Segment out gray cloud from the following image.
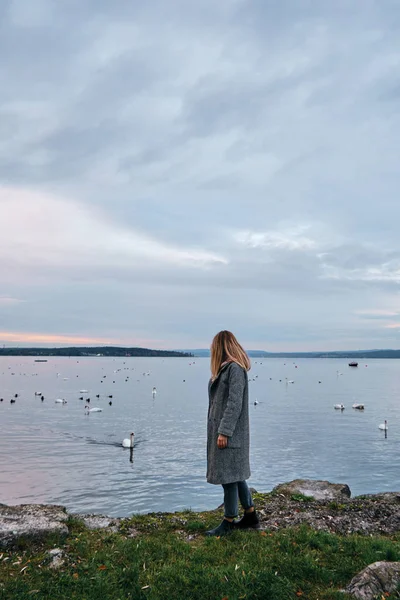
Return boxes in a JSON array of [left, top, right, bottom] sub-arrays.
[[1, 0, 400, 349]]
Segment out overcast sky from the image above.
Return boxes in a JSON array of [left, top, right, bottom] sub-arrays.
[[1, 0, 400, 351]]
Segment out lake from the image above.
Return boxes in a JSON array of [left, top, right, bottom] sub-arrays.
[[1, 356, 399, 517]]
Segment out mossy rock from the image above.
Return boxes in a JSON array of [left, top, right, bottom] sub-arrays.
[[273, 479, 351, 501]]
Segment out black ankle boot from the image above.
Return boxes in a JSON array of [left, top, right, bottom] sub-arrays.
[[205, 519, 235, 537], [234, 510, 260, 530]]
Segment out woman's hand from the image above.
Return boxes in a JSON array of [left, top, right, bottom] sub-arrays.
[[217, 434, 228, 449]]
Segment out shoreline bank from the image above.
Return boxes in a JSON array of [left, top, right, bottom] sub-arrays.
[[2, 479, 400, 549]]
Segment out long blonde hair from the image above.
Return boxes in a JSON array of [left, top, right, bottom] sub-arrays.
[[210, 330, 251, 380]]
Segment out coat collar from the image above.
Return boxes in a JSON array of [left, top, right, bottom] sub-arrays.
[[210, 361, 232, 386]]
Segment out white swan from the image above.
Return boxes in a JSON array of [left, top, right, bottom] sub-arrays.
[[122, 432, 135, 448], [379, 420, 388, 431], [334, 404, 345, 410], [80, 389, 89, 393], [55, 398, 67, 404], [85, 405, 102, 413], [352, 403, 365, 410]]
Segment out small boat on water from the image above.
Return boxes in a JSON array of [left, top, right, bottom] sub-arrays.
[[348, 362, 358, 367]]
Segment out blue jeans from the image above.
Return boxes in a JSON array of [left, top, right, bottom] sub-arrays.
[[222, 480, 254, 518]]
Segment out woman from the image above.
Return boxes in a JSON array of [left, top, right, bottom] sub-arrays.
[[206, 330, 259, 536]]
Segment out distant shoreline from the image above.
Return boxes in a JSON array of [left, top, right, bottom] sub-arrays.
[[0, 346, 192, 358], [2, 346, 400, 359], [185, 349, 400, 359]]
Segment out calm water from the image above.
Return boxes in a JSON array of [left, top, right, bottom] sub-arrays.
[[1, 357, 399, 516]]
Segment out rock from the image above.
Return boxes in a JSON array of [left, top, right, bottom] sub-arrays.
[[273, 479, 351, 501], [47, 548, 65, 569], [346, 561, 400, 599], [78, 514, 120, 532], [0, 504, 68, 549]]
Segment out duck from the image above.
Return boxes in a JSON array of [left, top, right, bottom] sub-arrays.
[[10, 398, 16, 404], [379, 420, 388, 431], [55, 399, 67, 404], [334, 404, 345, 410], [122, 433, 135, 448], [109, 401, 112, 406], [254, 400, 259, 406], [152, 387, 157, 397]]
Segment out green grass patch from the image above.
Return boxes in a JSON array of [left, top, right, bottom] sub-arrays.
[[290, 493, 315, 503], [2, 519, 400, 600]]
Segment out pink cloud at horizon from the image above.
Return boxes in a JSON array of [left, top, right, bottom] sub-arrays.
[[0, 331, 168, 348]]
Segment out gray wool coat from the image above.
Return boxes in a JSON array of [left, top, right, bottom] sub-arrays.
[[207, 361, 251, 485]]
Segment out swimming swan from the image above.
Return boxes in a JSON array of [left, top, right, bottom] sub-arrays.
[[379, 420, 388, 430], [352, 403, 365, 410], [85, 405, 102, 413], [55, 398, 67, 404], [334, 404, 345, 410], [122, 432, 135, 448]]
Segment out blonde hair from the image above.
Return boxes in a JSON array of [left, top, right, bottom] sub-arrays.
[[210, 330, 251, 380]]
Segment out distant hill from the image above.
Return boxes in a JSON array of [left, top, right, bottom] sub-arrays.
[[181, 349, 400, 359], [0, 346, 192, 358]]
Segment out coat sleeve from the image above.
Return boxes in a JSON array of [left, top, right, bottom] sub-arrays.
[[218, 364, 245, 437]]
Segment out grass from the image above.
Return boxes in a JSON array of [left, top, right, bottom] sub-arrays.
[[2, 507, 400, 600]]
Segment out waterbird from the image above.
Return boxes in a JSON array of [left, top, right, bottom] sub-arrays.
[[96, 394, 100, 398], [41, 396, 44, 401], [0, 398, 3, 402], [254, 400, 259, 406], [334, 404, 345, 410], [10, 399, 16, 403], [379, 420, 388, 431], [108, 395, 113, 398], [79, 396, 84, 401], [55, 399, 67, 404], [109, 401, 112, 406], [14, 393, 18, 398], [122, 433, 135, 448], [152, 387, 156, 397], [352, 403, 365, 410], [85, 405, 102, 413]]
